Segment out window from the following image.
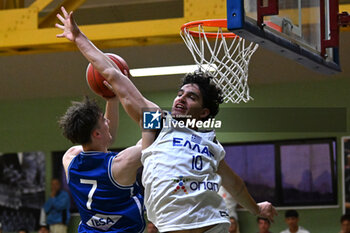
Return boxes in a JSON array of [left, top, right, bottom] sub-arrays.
[[225, 144, 275, 203], [224, 138, 337, 207]]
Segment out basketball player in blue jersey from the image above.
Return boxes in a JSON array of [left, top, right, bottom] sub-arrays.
[[56, 7, 277, 233], [58, 95, 145, 233]]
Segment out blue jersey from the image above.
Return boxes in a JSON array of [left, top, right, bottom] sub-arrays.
[[68, 151, 145, 232]]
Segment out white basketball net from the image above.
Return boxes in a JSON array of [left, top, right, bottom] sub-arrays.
[[181, 25, 259, 103]]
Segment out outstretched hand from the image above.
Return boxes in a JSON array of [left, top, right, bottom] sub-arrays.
[[55, 6, 80, 41], [257, 201, 278, 223]]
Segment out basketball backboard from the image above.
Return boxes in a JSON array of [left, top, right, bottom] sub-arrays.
[[227, 0, 341, 74]]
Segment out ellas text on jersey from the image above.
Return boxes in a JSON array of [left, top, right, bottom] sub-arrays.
[[172, 137, 214, 158]]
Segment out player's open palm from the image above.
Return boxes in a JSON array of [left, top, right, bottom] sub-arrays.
[[257, 201, 278, 223], [55, 6, 80, 42]]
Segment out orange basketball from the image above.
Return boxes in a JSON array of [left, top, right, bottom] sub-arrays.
[[86, 53, 130, 98]]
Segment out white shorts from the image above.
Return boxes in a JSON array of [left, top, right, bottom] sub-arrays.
[[49, 224, 67, 233], [204, 223, 230, 233]]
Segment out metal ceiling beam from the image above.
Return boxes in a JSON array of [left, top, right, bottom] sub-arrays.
[[29, 0, 54, 12], [0, 0, 348, 56], [0, 0, 24, 9], [39, 0, 87, 28], [0, 0, 227, 55]]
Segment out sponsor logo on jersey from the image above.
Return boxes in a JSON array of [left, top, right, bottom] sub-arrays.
[[172, 176, 190, 194], [189, 180, 219, 192], [219, 211, 229, 217], [173, 137, 214, 158], [143, 110, 161, 129], [86, 214, 122, 231], [172, 176, 219, 194]]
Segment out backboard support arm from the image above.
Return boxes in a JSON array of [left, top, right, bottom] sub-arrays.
[[320, 0, 339, 58], [257, 0, 279, 27]]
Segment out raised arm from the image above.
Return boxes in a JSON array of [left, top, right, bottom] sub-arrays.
[[55, 7, 159, 127], [217, 160, 277, 222], [112, 144, 143, 186], [104, 96, 119, 142]]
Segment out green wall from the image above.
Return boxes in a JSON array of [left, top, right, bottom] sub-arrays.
[[1, 76, 349, 233]]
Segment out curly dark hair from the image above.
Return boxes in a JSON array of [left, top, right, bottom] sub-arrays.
[[181, 72, 224, 120], [341, 214, 350, 223], [58, 97, 102, 145]]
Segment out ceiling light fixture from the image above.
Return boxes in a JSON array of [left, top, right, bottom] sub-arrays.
[[130, 64, 216, 77]]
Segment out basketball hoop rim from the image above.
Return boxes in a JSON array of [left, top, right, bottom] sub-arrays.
[[181, 19, 237, 38]]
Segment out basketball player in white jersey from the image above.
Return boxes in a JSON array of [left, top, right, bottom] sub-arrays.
[[56, 7, 277, 233]]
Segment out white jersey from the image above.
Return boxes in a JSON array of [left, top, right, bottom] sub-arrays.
[[280, 226, 310, 233], [218, 186, 238, 220], [141, 113, 230, 232]]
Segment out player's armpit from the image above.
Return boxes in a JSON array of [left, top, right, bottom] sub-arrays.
[[111, 145, 142, 186], [62, 145, 83, 178]]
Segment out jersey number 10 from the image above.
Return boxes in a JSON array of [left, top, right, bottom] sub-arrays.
[[192, 155, 203, 171]]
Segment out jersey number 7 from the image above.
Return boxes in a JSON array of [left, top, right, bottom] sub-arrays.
[[80, 179, 97, 210]]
